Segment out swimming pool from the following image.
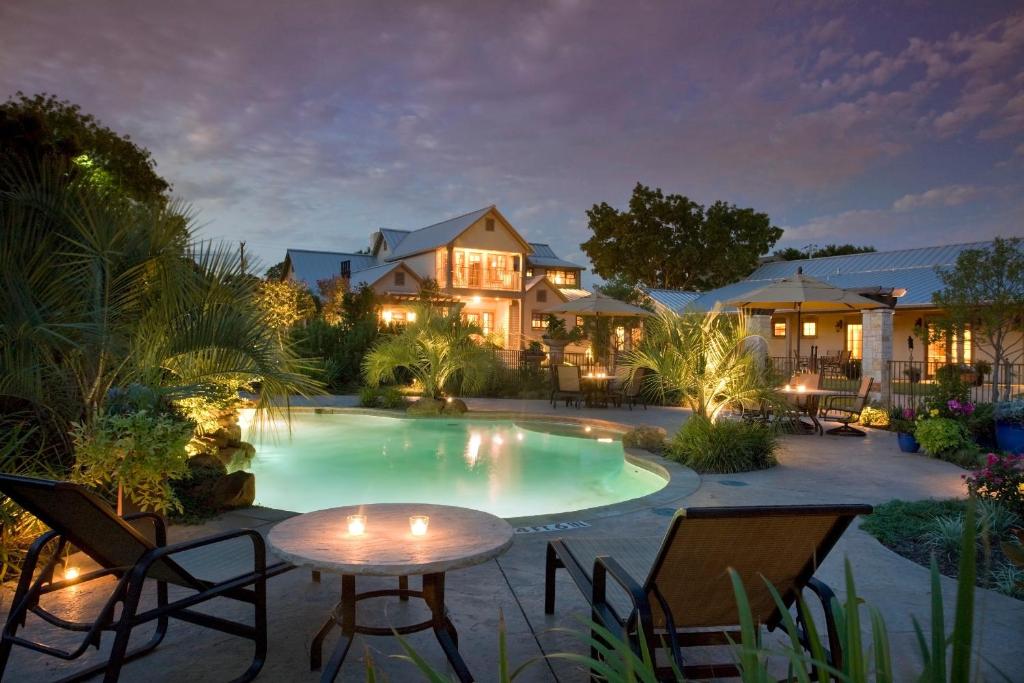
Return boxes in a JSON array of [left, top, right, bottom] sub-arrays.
[[239, 412, 666, 518]]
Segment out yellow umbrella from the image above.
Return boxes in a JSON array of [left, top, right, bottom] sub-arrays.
[[727, 268, 882, 359]]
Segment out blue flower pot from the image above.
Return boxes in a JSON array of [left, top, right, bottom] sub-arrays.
[[897, 432, 920, 453], [996, 422, 1024, 454]]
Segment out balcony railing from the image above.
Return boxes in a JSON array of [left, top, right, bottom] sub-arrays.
[[447, 266, 521, 291]]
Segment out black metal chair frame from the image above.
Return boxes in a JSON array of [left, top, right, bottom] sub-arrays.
[[544, 504, 872, 680], [550, 365, 584, 409], [0, 475, 293, 683], [820, 376, 873, 437]]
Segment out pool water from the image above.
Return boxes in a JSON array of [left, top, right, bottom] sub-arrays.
[[240, 412, 666, 518]]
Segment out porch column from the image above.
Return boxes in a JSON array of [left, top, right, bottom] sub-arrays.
[[743, 309, 772, 368], [861, 308, 894, 404], [445, 245, 454, 290]]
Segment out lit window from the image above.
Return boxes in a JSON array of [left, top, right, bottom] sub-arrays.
[[773, 321, 786, 337], [531, 313, 547, 330], [394, 271, 405, 286], [525, 268, 534, 278], [802, 320, 817, 338], [536, 289, 547, 303], [846, 323, 862, 360]]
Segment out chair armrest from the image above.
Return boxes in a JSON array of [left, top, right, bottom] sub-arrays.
[[593, 556, 653, 638], [804, 577, 842, 669], [130, 528, 269, 589], [122, 511, 168, 546]]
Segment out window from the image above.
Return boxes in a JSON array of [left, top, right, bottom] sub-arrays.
[[531, 312, 548, 330], [525, 268, 534, 278], [846, 323, 863, 360], [801, 319, 817, 338], [394, 271, 405, 286], [547, 270, 578, 286], [485, 218, 495, 232], [772, 320, 787, 338], [536, 289, 547, 303]]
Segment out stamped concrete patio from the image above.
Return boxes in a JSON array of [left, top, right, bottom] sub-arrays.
[[2, 398, 1022, 682]]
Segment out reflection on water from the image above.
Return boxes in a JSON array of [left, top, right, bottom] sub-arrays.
[[243, 414, 665, 517]]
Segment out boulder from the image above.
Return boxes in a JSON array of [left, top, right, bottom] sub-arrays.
[[210, 471, 256, 509], [187, 452, 227, 475], [216, 442, 256, 471], [443, 398, 468, 415], [407, 398, 445, 416], [222, 424, 243, 447], [622, 425, 668, 453]]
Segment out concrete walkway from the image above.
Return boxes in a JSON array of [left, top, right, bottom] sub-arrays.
[[2, 397, 1021, 682]]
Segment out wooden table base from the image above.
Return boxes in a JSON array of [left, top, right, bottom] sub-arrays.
[[310, 572, 472, 683]]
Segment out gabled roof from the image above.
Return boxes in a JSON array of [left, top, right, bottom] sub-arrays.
[[285, 249, 377, 287], [525, 276, 591, 302], [526, 243, 585, 270], [560, 288, 591, 301], [379, 229, 409, 251], [687, 241, 994, 311], [644, 288, 701, 313], [349, 261, 420, 290], [386, 206, 533, 260]]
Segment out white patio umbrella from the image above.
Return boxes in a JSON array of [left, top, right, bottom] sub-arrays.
[[727, 268, 882, 359], [538, 291, 652, 318]]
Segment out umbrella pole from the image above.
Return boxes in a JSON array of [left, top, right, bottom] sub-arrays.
[[795, 303, 801, 370]]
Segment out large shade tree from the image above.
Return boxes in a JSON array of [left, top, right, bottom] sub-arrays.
[[581, 183, 782, 290], [931, 237, 1024, 402]]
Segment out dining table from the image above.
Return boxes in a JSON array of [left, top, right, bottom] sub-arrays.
[[268, 503, 514, 683], [777, 386, 855, 435], [580, 372, 613, 407]]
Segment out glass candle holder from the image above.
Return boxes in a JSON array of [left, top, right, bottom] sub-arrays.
[[347, 514, 367, 536], [783, 384, 791, 391], [409, 515, 429, 536], [64, 566, 80, 582], [796, 385, 806, 393]]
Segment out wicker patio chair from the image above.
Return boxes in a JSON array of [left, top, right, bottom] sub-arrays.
[[0, 474, 292, 683], [544, 504, 872, 680], [820, 375, 874, 436], [551, 364, 584, 408]]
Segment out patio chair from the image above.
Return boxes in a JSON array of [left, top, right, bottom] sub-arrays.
[[551, 365, 584, 408], [820, 375, 874, 436], [0, 474, 292, 683], [615, 367, 648, 411], [544, 504, 872, 680]]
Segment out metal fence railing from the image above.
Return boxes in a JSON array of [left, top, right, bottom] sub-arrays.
[[768, 356, 861, 393], [887, 360, 1024, 410]]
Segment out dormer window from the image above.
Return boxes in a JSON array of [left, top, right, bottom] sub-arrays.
[[394, 271, 405, 286], [485, 218, 495, 232]]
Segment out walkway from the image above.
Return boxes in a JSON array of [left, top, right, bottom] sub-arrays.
[[2, 397, 1020, 682]]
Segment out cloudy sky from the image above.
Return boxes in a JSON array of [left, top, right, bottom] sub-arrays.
[[2, 1, 1022, 280]]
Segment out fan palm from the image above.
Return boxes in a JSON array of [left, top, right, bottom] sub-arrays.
[[0, 163, 321, 458], [363, 304, 496, 399], [621, 308, 777, 422]]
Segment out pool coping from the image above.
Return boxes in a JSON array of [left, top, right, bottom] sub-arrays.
[[243, 406, 702, 528]]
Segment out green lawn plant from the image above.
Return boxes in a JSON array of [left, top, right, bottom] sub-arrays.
[[915, 417, 975, 463], [857, 405, 889, 428], [669, 415, 777, 473]]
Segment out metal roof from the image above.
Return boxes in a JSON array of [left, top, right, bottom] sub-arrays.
[[386, 206, 495, 260], [643, 288, 701, 313], [524, 276, 590, 301], [285, 249, 377, 287], [348, 261, 414, 289], [561, 288, 591, 301], [526, 243, 585, 270], [379, 229, 409, 251]]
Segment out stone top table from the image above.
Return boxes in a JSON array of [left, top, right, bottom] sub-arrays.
[[268, 503, 514, 576], [268, 503, 514, 683]]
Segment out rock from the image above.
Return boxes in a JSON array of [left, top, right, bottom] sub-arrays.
[[407, 398, 445, 416], [622, 425, 668, 452], [211, 471, 256, 509], [187, 453, 227, 475], [189, 435, 218, 456], [216, 442, 256, 471], [212, 429, 231, 449], [222, 424, 242, 447], [443, 398, 468, 414]]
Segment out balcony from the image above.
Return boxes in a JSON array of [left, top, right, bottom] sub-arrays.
[[447, 266, 521, 291]]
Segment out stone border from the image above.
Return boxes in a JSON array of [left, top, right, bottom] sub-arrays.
[[243, 406, 702, 528]]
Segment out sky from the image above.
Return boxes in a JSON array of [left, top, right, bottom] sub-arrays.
[[2, 1, 1023, 284]]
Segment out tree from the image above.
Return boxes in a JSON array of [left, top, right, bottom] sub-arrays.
[[265, 260, 287, 280], [931, 237, 1024, 402], [774, 244, 876, 260], [254, 279, 316, 334], [0, 92, 170, 205], [581, 183, 781, 291]]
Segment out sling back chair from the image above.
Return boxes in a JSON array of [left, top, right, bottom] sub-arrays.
[[820, 375, 874, 437], [0, 474, 293, 683], [545, 504, 872, 680], [615, 367, 648, 411], [550, 365, 584, 408]]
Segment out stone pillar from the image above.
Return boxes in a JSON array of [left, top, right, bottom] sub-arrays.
[[861, 308, 894, 405], [743, 310, 772, 369]]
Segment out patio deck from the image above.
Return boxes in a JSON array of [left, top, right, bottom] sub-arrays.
[[2, 398, 1021, 681]]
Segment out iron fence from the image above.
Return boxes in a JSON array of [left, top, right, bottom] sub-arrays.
[[886, 360, 1024, 410], [768, 356, 861, 393]]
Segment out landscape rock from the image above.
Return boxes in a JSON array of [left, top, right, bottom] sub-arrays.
[[407, 398, 445, 416], [443, 398, 468, 414], [216, 442, 256, 471], [211, 471, 256, 509], [187, 453, 227, 475], [622, 425, 668, 453]]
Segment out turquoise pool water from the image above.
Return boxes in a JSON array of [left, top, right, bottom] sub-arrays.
[[241, 412, 666, 517]]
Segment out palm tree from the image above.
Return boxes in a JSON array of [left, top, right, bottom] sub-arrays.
[[363, 304, 496, 399], [0, 163, 321, 460], [621, 308, 777, 422]]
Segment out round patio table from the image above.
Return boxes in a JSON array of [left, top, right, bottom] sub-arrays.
[[777, 387, 853, 435], [268, 503, 514, 683]]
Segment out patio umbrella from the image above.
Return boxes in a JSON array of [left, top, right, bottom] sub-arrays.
[[538, 291, 652, 318], [726, 267, 882, 359]]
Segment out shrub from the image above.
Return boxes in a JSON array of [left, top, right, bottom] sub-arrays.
[[858, 405, 889, 427], [668, 416, 777, 473], [965, 453, 1024, 517], [925, 515, 965, 558], [930, 365, 971, 408], [379, 386, 408, 409], [887, 406, 918, 434], [967, 401, 996, 446], [915, 417, 971, 458], [995, 398, 1024, 425], [359, 385, 381, 408], [71, 411, 194, 513], [621, 426, 668, 452]]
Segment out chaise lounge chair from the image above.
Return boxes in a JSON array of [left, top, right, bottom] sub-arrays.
[[0, 474, 292, 683], [544, 503, 872, 680]]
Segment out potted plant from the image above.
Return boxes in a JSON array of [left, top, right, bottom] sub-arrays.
[[903, 366, 922, 383], [523, 340, 546, 368], [888, 406, 920, 453], [973, 359, 991, 387], [995, 399, 1024, 454], [541, 315, 583, 366]]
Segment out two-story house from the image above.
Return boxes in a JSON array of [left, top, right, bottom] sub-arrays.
[[280, 205, 588, 349]]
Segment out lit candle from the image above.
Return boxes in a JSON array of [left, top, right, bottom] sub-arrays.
[[410, 515, 429, 536], [796, 385, 806, 393], [347, 514, 367, 536], [64, 566, 80, 582], [784, 384, 791, 391], [584, 426, 592, 433]]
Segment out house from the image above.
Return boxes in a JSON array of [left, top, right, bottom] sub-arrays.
[[281, 205, 588, 349], [644, 241, 1023, 402]]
